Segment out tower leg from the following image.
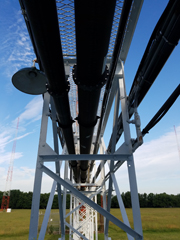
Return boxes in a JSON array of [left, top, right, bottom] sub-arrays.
[[119, 61, 143, 237], [29, 92, 50, 240]]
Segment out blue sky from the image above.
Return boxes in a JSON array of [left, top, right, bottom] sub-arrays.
[[0, 0, 179, 194]]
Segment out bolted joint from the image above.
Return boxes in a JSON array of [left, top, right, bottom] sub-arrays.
[[72, 64, 109, 91], [46, 83, 70, 96]]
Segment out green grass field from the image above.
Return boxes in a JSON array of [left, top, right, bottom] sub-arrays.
[[0, 208, 179, 239]]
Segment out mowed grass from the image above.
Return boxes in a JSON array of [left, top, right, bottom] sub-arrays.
[[105, 208, 180, 240], [0, 208, 179, 239]]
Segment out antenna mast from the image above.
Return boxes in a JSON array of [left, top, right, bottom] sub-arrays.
[[1, 117, 19, 211]]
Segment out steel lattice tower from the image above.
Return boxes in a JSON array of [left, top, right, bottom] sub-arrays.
[[1, 117, 19, 211], [10, 0, 180, 239]]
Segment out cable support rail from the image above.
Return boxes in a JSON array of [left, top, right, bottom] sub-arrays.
[[56, 0, 127, 57], [93, 0, 134, 155]]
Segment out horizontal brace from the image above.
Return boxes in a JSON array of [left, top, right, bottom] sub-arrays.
[[40, 164, 142, 240], [39, 154, 130, 162]]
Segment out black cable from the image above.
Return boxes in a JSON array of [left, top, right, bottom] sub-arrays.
[[142, 84, 180, 136], [107, 0, 180, 153], [92, 0, 180, 182]]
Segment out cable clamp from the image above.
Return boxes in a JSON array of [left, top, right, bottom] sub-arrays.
[[21, 8, 28, 21], [72, 64, 109, 91], [162, 35, 177, 46], [128, 108, 143, 145]]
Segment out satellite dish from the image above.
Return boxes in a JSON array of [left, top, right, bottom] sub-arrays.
[[12, 67, 47, 95]]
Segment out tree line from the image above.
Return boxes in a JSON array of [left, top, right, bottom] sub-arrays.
[[0, 190, 179, 209], [111, 192, 180, 208]]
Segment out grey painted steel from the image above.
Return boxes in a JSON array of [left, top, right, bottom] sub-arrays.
[[38, 181, 56, 240], [111, 81, 120, 154], [95, 194, 98, 240], [120, 0, 144, 62], [105, 160, 125, 182], [40, 164, 142, 239], [29, 92, 50, 240], [99, 139, 107, 235], [28, 69, 144, 240], [51, 98, 65, 238], [105, 84, 119, 237], [69, 177, 73, 239], [105, 176, 113, 239], [119, 62, 143, 237], [63, 160, 68, 219], [39, 153, 130, 161], [97, 72, 123, 143], [25, 2, 145, 238], [108, 160, 133, 240], [91, 64, 123, 181]]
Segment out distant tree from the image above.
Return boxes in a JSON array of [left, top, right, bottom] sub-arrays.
[[40, 193, 49, 209], [22, 192, 32, 209], [9, 190, 23, 209], [147, 193, 154, 208], [66, 194, 70, 209], [124, 191, 131, 208], [138, 193, 147, 208], [2, 189, 180, 209], [111, 195, 119, 208], [52, 194, 59, 209], [176, 194, 180, 207]]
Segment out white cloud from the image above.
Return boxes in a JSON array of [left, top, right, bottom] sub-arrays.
[[0, 8, 35, 92], [0, 152, 23, 165], [0, 131, 11, 153], [135, 126, 180, 173], [4, 115, 10, 120], [114, 125, 180, 194], [0, 164, 53, 193], [8, 165, 64, 193], [17, 96, 43, 125], [0, 132, 32, 153], [0, 156, 66, 193]]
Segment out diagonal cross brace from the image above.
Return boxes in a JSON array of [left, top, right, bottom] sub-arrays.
[[39, 164, 143, 240], [65, 221, 88, 240], [65, 187, 102, 218]]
